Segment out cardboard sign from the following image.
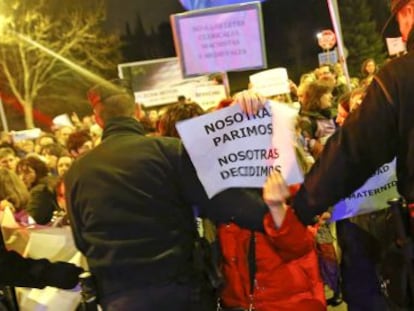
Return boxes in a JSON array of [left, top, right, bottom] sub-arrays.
[[118, 57, 229, 107], [11, 128, 42, 142], [171, 2, 267, 77], [249, 68, 290, 97], [52, 114, 73, 128], [192, 84, 227, 110], [331, 159, 398, 221], [177, 101, 303, 198], [386, 37, 406, 56], [318, 49, 338, 66]]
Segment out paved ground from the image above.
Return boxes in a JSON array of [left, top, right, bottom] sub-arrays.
[[326, 288, 347, 311], [328, 301, 347, 311]]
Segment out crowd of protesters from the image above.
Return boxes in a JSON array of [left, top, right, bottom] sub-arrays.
[[0, 54, 395, 311]]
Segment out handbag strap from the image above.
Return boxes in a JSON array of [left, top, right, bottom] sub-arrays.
[[247, 230, 256, 297]]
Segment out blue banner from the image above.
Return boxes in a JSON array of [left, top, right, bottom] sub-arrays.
[[179, 0, 265, 10]]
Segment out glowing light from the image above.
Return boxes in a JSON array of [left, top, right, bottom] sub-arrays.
[[12, 31, 121, 94], [0, 14, 11, 34]]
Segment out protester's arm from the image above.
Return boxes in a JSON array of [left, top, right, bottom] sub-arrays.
[[293, 75, 397, 224], [0, 248, 82, 289], [262, 171, 290, 228], [236, 76, 398, 225], [262, 171, 314, 260]]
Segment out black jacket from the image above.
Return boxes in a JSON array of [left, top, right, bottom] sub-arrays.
[[0, 231, 82, 289], [26, 176, 59, 225], [65, 117, 267, 297], [293, 29, 414, 225]]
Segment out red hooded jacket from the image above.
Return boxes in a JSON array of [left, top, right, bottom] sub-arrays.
[[217, 208, 326, 311]]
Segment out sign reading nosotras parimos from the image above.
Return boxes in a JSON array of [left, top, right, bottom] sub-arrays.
[[176, 101, 304, 198], [330, 158, 398, 221]]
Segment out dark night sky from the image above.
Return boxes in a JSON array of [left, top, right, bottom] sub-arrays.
[[103, 1, 333, 83], [105, 0, 185, 34], [104, 1, 331, 36], [102, 0, 388, 86]]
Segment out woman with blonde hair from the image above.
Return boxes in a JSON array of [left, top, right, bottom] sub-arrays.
[[0, 168, 30, 223]]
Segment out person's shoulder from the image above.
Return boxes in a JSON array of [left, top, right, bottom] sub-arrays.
[[379, 52, 414, 74], [149, 135, 182, 148]]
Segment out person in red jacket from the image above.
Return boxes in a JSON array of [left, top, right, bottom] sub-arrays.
[[217, 171, 326, 311]]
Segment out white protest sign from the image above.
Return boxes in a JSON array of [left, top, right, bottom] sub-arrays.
[[11, 128, 42, 142], [176, 101, 303, 198], [192, 84, 227, 110], [386, 37, 406, 56], [135, 83, 227, 110], [249, 68, 290, 97], [134, 86, 187, 107], [23, 226, 78, 262], [52, 114, 73, 128], [330, 159, 398, 221]]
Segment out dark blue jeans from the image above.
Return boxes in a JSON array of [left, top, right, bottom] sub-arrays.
[[100, 282, 195, 311], [336, 212, 391, 311]]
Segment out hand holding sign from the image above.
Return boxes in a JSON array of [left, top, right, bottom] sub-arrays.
[[233, 89, 266, 116], [263, 171, 290, 207], [177, 100, 303, 198], [263, 171, 290, 228]]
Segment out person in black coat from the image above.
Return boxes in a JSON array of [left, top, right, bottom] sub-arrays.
[[65, 79, 268, 311]]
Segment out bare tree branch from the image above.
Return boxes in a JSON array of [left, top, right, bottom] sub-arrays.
[[0, 0, 121, 128]]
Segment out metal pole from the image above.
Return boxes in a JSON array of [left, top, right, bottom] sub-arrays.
[[326, 0, 352, 90], [0, 96, 9, 132]]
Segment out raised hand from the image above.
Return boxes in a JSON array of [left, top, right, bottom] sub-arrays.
[[263, 171, 291, 227], [233, 90, 266, 116]]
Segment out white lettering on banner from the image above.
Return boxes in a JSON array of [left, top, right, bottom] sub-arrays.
[[331, 159, 399, 221], [176, 101, 303, 198]]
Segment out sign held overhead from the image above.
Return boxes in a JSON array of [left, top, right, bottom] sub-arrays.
[[171, 2, 267, 77]]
